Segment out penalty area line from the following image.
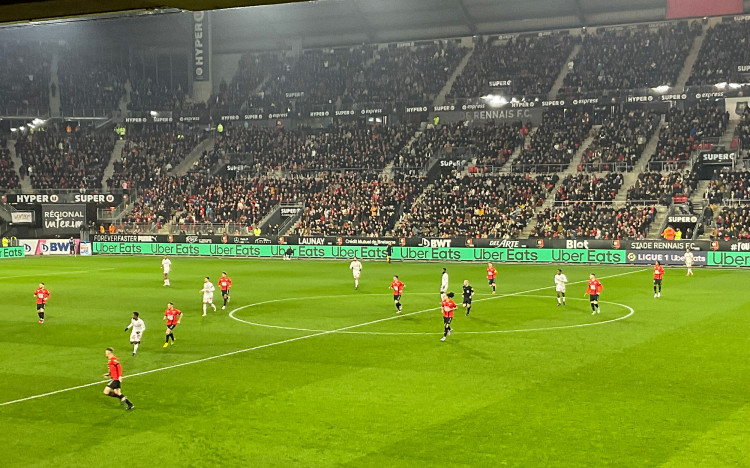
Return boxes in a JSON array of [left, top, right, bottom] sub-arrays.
[[0, 268, 645, 408]]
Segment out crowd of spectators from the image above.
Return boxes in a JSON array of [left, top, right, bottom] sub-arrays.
[[214, 122, 414, 172], [57, 52, 126, 116], [627, 170, 698, 205], [211, 53, 286, 110], [688, 20, 750, 86], [579, 109, 660, 172], [293, 172, 426, 236], [561, 22, 699, 94], [397, 121, 527, 171], [512, 109, 592, 172], [395, 172, 557, 238], [14, 127, 115, 189], [704, 170, 750, 204], [449, 33, 574, 99], [648, 103, 728, 170], [554, 173, 623, 203], [0, 41, 52, 115], [532, 202, 657, 239], [0, 140, 20, 190], [108, 125, 207, 191], [711, 205, 750, 239]]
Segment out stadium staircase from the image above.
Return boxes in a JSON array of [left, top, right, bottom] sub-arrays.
[[500, 127, 537, 173], [675, 19, 711, 89], [718, 119, 739, 149], [519, 128, 599, 237], [548, 43, 581, 100], [102, 139, 126, 190], [432, 44, 474, 107], [614, 121, 667, 203], [7, 139, 32, 192], [169, 137, 216, 176], [119, 81, 131, 117], [49, 54, 61, 117]]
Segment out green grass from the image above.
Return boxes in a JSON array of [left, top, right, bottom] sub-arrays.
[[1, 256, 749, 467]]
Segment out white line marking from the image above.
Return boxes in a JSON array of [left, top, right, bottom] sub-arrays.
[[0, 268, 116, 281], [229, 268, 646, 332], [229, 294, 634, 335], [0, 268, 645, 408]]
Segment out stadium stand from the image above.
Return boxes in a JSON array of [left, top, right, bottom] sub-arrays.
[[561, 21, 699, 94], [554, 173, 623, 202], [647, 102, 728, 170], [57, 52, 126, 116], [712, 205, 750, 240], [627, 170, 699, 205], [532, 202, 657, 239], [0, 141, 20, 190], [15, 128, 115, 189], [579, 109, 660, 172], [512, 109, 592, 172], [703, 170, 750, 204], [0, 41, 52, 115], [449, 33, 575, 99], [687, 20, 750, 86], [394, 172, 557, 238]]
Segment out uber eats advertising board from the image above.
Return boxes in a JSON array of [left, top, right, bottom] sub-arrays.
[[92, 242, 626, 264]]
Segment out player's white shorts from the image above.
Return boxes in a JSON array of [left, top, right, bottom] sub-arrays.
[[556, 286, 566, 293], [685, 262, 693, 267], [130, 331, 142, 342], [163, 268, 170, 274], [352, 271, 361, 279], [203, 293, 214, 303]]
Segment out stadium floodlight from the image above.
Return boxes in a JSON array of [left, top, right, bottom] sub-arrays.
[[652, 85, 670, 94], [715, 82, 727, 89], [481, 94, 508, 108]]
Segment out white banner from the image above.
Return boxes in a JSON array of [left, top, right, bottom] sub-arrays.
[[11, 211, 33, 224]]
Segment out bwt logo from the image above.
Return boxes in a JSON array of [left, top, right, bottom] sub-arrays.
[[421, 238, 452, 248], [41, 241, 69, 252]]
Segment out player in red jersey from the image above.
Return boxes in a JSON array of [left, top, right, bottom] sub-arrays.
[[163, 302, 182, 347], [33, 283, 50, 323], [440, 292, 457, 342], [218, 271, 232, 310], [486, 263, 497, 294], [584, 273, 603, 314], [389, 275, 404, 313], [653, 261, 664, 298], [103, 348, 134, 410]]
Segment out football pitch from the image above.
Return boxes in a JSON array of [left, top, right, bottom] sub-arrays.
[[1, 256, 748, 467]]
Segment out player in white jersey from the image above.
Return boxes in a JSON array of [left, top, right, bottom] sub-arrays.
[[161, 256, 171, 286], [124, 311, 146, 355], [200, 276, 217, 316], [684, 248, 694, 276], [349, 257, 363, 290], [440, 268, 449, 298], [554, 269, 568, 306]]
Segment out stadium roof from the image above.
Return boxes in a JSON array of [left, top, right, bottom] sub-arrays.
[[2, 0, 750, 51]]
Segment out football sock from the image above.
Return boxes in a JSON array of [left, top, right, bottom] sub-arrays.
[[165, 335, 170, 343], [557, 297, 561, 304], [38, 312, 44, 319], [223, 297, 228, 306], [658, 285, 662, 292], [355, 280, 359, 288], [133, 343, 139, 354], [467, 305, 471, 314], [203, 304, 207, 314], [212, 303, 216, 311], [170, 333, 175, 342], [654, 285, 657, 293], [591, 303, 596, 312]]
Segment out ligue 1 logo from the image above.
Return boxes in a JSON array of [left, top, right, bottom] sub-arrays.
[[536, 239, 544, 248]]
